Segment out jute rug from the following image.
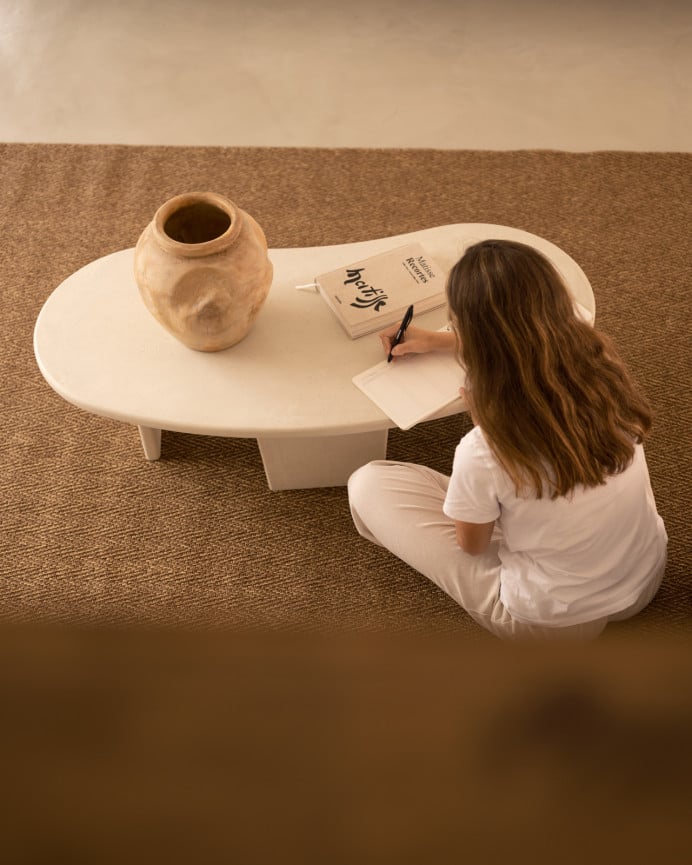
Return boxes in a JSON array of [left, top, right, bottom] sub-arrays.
[[1, 144, 690, 636]]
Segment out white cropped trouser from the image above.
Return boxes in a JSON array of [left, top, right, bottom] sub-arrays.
[[348, 461, 664, 640]]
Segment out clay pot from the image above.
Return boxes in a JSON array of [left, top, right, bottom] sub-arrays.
[[134, 192, 273, 351]]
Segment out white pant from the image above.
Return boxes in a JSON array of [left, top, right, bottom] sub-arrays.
[[348, 461, 663, 640]]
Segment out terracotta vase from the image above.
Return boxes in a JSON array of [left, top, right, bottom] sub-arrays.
[[134, 192, 273, 352]]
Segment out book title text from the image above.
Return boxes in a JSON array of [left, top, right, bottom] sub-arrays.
[[404, 256, 436, 284], [344, 267, 388, 312]]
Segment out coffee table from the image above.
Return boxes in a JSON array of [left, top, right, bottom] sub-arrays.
[[33, 223, 594, 490]]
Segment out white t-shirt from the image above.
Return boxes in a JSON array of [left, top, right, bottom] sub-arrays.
[[443, 426, 668, 627]]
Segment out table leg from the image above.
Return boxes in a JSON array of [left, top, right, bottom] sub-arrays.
[[138, 425, 162, 460], [257, 429, 388, 491]]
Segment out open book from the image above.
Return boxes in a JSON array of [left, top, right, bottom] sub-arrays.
[[314, 242, 447, 338], [352, 328, 466, 430]]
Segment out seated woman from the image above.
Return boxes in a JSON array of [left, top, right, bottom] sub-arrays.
[[348, 239, 667, 639]]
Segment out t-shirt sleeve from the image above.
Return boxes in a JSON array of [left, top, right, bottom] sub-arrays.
[[443, 428, 502, 524]]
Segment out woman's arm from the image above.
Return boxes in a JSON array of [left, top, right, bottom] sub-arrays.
[[454, 520, 495, 556], [379, 324, 457, 359]]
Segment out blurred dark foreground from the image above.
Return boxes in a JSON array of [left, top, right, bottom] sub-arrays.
[[1, 624, 691, 865]]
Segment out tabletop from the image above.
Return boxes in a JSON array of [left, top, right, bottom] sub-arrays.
[[33, 223, 595, 439]]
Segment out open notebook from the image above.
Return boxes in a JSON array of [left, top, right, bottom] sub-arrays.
[[352, 330, 465, 430]]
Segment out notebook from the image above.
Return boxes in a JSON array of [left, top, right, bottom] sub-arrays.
[[352, 330, 465, 430]]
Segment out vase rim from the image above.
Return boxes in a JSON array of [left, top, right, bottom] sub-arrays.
[[151, 191, 242, 257]]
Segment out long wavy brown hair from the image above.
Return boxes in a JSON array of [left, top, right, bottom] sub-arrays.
[[446, 239, 652, 499]]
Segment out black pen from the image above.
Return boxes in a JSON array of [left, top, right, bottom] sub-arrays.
[[387, 304, 414, 362]]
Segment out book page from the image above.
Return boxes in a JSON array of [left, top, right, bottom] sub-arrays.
[[353, 349, 465, 430]]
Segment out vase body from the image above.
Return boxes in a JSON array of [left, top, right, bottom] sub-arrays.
[[134, 192, 273, 352]]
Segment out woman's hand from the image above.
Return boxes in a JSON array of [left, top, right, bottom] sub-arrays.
[[378, 324, 456, 360]]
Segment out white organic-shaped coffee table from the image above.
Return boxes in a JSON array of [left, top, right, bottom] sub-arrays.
[[33, 224, 594, 490]]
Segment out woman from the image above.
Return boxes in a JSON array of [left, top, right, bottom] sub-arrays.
[[348, 240, 667, 639]]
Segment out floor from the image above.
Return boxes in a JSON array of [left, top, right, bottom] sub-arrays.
[[1, 0, 690, 150]]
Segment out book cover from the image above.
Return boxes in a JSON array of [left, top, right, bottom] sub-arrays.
[[315, 242, 447, 338]]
